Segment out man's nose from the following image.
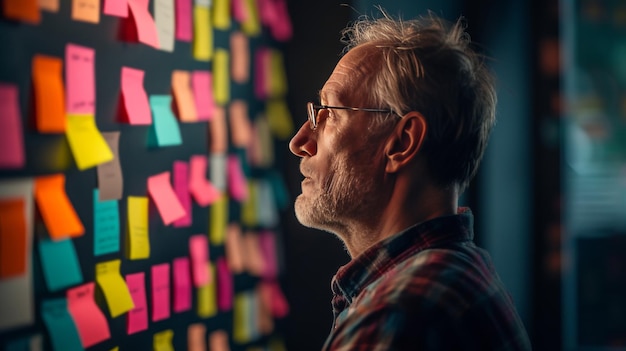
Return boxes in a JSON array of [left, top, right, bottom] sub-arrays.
[[289, 122, 317, 157]]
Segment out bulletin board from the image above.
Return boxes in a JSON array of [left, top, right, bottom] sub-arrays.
[[0, 0, 294, 350]]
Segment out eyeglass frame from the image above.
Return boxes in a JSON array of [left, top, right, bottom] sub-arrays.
[[306, 101, 397, 130]]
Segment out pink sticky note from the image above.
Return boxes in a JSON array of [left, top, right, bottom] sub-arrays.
[[189, 155, 221, 206], [189, 234, 209, 287], [260, 281, 289, 318], [0, 84, 25, 169], [147, 171, 186, 225], [173, 257, 192, 312], [126, 272, 148, 334], [231, 0, 248, 22], [104, 0, 128, 17], [227, 154, 248, 201], [254, 48, 270, 99], [66, 282, 111, 348], [121, 66, 152, 124], [216, 257, 232, 311], [270, 0, 292, 42], [258, 0, 277, 26], [172, 161, 192, 228], [192, 71, 216, 121], [65, 43, 95, 115], [151, 263, 170, 322], [258, 230, 278, 279], [127, 0, 159, 48], [175, 0, 192, 41]]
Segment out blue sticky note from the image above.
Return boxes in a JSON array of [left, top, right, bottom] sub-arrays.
[[93, 189, 120, 256], [38, 238, 83, 292], [148, 95, 182, 147], [41, 298, 83, 351]]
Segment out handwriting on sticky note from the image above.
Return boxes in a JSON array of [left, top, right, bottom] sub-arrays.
[[34, 174, 84, 240], [188, 155, 221, 207], [121, 66, 152, 125], [230, 32, 249, 83], [41, 298, 84, 351], [0, 84, 25, 169], [72, 0, 100, 23], [93, 189, 120, 256], [173, 257, 192, 312], [192, 4, 212, 61], [210, 194, 228, 245], [151, 263, 171, 322], [216, 257, 232, 311], [96, 259, 135, 317], [66, 114, 114, 170], [171, 70, 197, 122], [125, 272, 148, 334], [32, 55, 65, 132], [127, 0, 159, 48], [153, 329, 174, 351], [155, 0, 175, 52], [38, 238, 83, 292], [175, 0, 192, 41], [66, 282, 110, 348], [103, 0, 128, 17], [65, 43, 95, 114], [127, 196, 150, 260], [172, 161, 192, 228], [227, 154, 248, 201], [97, 131, 124, 201], [189, 234, 209, 287], [0, 198, 27, 278], [147, 171, 186, 225], [148, 95, 182, 147], [3, 0, 40, 23], [229, 100, 252, 147], [187, 323, 206, 351], [213, 49, 230, 105], [191, 70, 215, 121]]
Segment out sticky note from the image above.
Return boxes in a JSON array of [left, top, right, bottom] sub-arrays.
[[188, 155, 221, 207], [103, 0, 128, 17], [189, 234, 209, 286], [72, 0, 100, 23], [148, 95, 182, 147], [97, 131, 124, 201], [121, 66, 152, 124], [257, 180, 278, 227], [227, 154, 248, 201], [154, 0, 175, 52], [210, 107, 228, 153], [39, 0, 60, 12], [65, 43, 95, 114], [172, 161, 192, 227], [37, 238, 83, 292], [241, 181, 257, 227], [148, 171, 186, 225], [127, 196, 150, 260], [231, 0, 247, 22], [209, 330, 229, 351], [0, 84, 25, 169], [191, 70, 216, 121], [192, 4, 212, 61], [127, 0, 159, 48], [260, 281, 289, 318], [175, 0, 192, 41], [173, 257, 192, 312], [212, 0, 230, 29], [34, 174, 84, 240], [151, 263, 170, 322], [230, 32, 249, 83], [216, 257, 232, 311], [233, 292, 252, 343], [258, 230, 278, 278], [66, 282, 110, 348], [171, 70, 198, 122], [94, 189, 120, 256], [225, 223, 244, 274], [187, 323, 206, 351], [240, 0, 260, 36], [3, 0, 40, 23], [268, 50, 288, 98], [125, 272, 148, 334], [257, 284, 273, 335], [196, 264, 216, 318], [243, 232, 265, 276], [248, 115, 274, 167], [66, 114, 114, 170], [229, 100, 252, 147], [209, 194, 228, 245], [269, 0, 292, 41], [32, 55, 65, 132], [153, 329, 174, 351], [213, 49, 230, 105], [210, 153, 227, 191], [96, 259, 135, 317], [41, 298, 83, 351], [266, 99, 294, 139], [0, 199, 27, 279]]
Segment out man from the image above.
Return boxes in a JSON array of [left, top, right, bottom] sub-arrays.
[[288, 10, 532, 351]]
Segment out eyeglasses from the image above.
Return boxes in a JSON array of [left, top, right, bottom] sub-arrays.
[[306, 102, 396, 130]]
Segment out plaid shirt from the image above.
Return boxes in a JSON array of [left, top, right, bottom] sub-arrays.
[[322, 208, 531, 350]]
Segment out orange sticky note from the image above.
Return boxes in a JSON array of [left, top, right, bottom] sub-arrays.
[[34, 174, 84, 240], [39, 0, 61, 12], [225, 223, 244, 274], [210, 106, 228, 153], [208, 330, 229, 351], [0, 198, 27, 278], [72, 0, 101, 23], [229, 100, 252, 147], [32, 55, 66, 133], [3, 0, 40, 24], [230, 31, 249, 84], [171, 70, 198, 122]]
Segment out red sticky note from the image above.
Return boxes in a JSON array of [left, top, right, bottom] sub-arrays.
[[127, 0, 159, 48], [0, 198, 27, 278], [65, 44, 95, 115], [104, 0, 128, 17], [32, 55, 66, 132], [126, 272, 148, 334], [188, 155, 221, 207], [121, 66, 152, 125], [34, 174, 85, 240], [172, 161, 192, 228], [3, 0, 40, 24], [173, 257, 192, 313], [189, 234, 209, 287], [0, 84, 25, 169], [191, 71, 216, 121], [151, 263, 170, 322], [216, 257, 232, 311], [66, 282, 111, 348], [175, 0, 192, 41], [147, 171, 186, 225]]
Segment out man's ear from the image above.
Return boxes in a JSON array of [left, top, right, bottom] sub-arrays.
[[384, 111, 427, 173]]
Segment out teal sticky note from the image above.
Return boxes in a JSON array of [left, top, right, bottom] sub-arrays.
[[41, 298, 83, 351], [148, 95, 182, 147], [93, 189, 120, 256], [38, 238, 83, 292]]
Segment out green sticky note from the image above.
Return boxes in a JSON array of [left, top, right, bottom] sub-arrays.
[[148, 95, 182, 147], [94, 189, 120, 256], [38, 238, 83, 292], [41, 298, 83, 351]]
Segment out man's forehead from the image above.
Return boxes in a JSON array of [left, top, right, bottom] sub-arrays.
[[321, 45, 380, 103]]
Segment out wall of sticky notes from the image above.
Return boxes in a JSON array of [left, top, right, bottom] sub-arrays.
[[0, 0, 293, 350]]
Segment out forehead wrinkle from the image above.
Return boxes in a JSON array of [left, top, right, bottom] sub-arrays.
[[323, 46, 381, 104]]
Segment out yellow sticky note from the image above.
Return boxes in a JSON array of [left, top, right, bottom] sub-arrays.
[[171, 70, 198, 122], [109, 347, 119, 351], [212, 0, 230, 30], [197, 264, 216, 318], [209, 194, 228, 245], [265, 99, 294, 140], [268, 50, 287, 98], [193, 5, 213, 61], [240, 0, 260, 36], [153, 329, 174, 351], [213, 49, 230, 105], [241, 181, 257, 227], [232, 292, 251, 344], [95, 259, 135, 317], [66, 114, 114, 170], [127, 196, 150, 260], [72, 0, 100, 23]]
